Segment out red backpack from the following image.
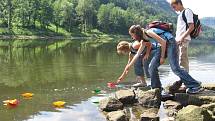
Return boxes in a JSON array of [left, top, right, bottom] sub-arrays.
[[147, 21, 173, 33]]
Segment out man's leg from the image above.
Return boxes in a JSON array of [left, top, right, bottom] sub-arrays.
[[178, 40, 190, 72], [167, 39, 200, 88]]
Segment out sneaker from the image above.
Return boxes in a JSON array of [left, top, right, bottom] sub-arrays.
[[186, 86, 204, 94], [169, 80, 183, 92], [132, 82, 147, 87]]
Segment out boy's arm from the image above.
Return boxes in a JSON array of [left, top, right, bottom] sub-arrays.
[[177, 23, 194, 44]]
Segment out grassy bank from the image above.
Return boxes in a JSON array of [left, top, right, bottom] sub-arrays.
[[0, 23, 129, 41]]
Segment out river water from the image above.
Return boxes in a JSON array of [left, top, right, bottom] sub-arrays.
[[0, 39, 214, 121]]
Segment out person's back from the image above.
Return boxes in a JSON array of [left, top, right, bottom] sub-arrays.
[[171, 0, 194, 72]]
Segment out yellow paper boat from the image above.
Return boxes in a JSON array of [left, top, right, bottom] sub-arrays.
[[21, 93, 34, 98], [53, 101, 66, 107]]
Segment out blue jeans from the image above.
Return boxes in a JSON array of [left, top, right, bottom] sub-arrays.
[[149, 48, 162, 89], [143, 56, 151, 78], [149, 38, 200, 89], [134, 55, 150, 78], [167, 38, 200, 88]]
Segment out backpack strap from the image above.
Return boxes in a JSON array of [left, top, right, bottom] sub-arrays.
[[144, 30, 160, 48], [182, 9, 188, 30], [182, 8, 194, 30], [144, 30, 152, 38]]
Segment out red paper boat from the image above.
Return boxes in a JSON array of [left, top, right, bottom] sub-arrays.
[[107, 82, 116, 88]]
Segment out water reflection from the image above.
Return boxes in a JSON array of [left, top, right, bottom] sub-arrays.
[[0, 39, 215, 121], [27, 101, 106, 121]]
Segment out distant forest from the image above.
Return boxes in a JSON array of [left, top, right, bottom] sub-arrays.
[[0, 0, 214, 39], [0, 0, 176, 34]]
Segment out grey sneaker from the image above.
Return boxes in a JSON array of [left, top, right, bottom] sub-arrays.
[[186, 86, 204, 94]]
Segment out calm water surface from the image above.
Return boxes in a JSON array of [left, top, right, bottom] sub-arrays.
[[0, 39, 214, 121]]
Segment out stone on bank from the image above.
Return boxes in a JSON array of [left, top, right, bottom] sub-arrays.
[[106, 110, 128, 121], [115, 89, 136, 105], [176, 105, 214, 121], [99, 97, 123, 112]]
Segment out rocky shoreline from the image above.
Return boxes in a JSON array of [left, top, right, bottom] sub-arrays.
[[98, 84, 215, 121]]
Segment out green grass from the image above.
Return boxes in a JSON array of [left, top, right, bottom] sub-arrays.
[[0, 21, 130, 41], [0, 21, 83, 37], [0, 22, 113, 38], [0, 26, 62, 36]]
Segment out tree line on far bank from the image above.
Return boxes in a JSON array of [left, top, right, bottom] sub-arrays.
[[0, 0, 177, 35]]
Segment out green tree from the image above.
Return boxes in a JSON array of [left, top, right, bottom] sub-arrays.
[[0, 0, 13, 29], [53, 0, 77, 32], [97, 3, 115, 32], [13, 0, 35, 27], [37, 0, 53, 29], [62, 2, 77, 32], [76, 0, 100, 32], [53, 0, 65, 32], [109, 6, 127, 33]]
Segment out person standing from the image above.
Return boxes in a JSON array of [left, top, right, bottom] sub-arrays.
[[171, 0, 194, 72], [169, 0, 196, 92]]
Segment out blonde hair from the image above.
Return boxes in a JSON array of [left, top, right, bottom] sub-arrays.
[[117, 41, 130, 55], [129, 25, 148, 42], [170, 0, 183, 5]]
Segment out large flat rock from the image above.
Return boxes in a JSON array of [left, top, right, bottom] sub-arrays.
[[188, 90, 215, 106], [137, 88, 161, 108], [202, 84, 215, 91], [106, 110, 128, 121], [176, 105, 214, 121], [115, 89, 136, 105], [163, 100, 183, 110], [99, 97, 124, 112], [175, 90, 215, 106], [140, 108, 159, 121]]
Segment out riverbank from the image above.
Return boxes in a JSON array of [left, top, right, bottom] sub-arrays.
[[0, 34, 129, 40], [0, 26, 129, 41]]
